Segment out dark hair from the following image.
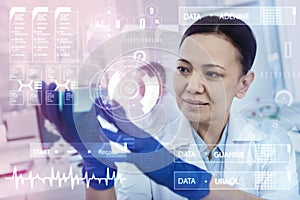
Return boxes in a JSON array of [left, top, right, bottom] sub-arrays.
[[180, 16, 257, 75]]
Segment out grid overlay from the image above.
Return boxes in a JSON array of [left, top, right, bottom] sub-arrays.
[[255, 144, 276, 163], [255, 171, 276, 190], [260, 7, 281, 25]]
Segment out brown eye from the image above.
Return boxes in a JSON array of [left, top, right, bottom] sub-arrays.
[[205, 71, 222, 78], [177, 66, 190, 74]]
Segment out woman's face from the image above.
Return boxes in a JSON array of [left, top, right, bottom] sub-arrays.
[[174, 34, 251, 125]]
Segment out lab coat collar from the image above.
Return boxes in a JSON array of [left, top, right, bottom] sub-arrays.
[[166, 114, 195, 149], [227, 114, 268, 143], [190, 123, 228, 156], [170, 113, 267, 146], [178, 115, 207, 170]]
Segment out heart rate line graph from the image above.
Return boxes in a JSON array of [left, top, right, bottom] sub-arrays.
[[5, 166, 126, 190]]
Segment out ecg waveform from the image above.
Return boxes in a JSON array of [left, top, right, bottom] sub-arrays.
[[5, 166, 126, 190]]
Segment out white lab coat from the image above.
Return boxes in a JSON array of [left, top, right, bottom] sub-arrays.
[[115, 114, 299, 200]]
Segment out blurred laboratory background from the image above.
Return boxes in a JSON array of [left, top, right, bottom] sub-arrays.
[[0, 0, 299, 199]]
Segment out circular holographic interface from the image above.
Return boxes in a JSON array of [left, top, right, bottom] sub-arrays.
[[73, 28, 184, 172], [97, 57, 162, 121]]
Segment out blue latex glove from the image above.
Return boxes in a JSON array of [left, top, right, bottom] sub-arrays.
[[95, 100, 212, 200], [38, 82, 116, 190]]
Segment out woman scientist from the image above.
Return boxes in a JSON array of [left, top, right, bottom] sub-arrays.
[[39, 16, 298, 199]]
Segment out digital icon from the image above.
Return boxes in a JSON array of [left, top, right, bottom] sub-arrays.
[[133, 50, 146, 61], [274, 90, 293, 106], [134, 4, 162, 29]]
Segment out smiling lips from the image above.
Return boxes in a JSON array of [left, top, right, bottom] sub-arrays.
[[182, 98, 209, 107]]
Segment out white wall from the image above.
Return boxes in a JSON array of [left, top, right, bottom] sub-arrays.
[[276, 0, 300, 103]]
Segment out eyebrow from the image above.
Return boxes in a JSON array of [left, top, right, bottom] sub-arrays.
[[177, 58, 226, 71]]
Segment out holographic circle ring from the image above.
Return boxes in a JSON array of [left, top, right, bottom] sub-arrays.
[[72, 28, 231, 173]]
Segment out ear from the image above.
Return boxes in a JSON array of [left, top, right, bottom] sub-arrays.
[[235, 71, 255, 99]]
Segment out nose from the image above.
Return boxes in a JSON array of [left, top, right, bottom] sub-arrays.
[[186, 71, 206, 94]]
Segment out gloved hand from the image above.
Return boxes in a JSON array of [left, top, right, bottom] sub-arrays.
[[96, 100, 212, 200], [38, 82, 116, 190]]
